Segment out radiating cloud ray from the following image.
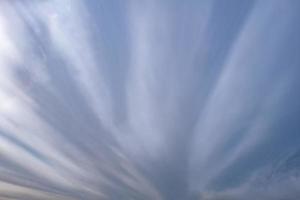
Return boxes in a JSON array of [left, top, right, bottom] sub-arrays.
[[0, 0, 300, 200]]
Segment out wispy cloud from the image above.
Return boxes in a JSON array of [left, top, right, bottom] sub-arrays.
[[0, 0, 299, 199]]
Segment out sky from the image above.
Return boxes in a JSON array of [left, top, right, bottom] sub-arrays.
[[0, 0, 300, 199]]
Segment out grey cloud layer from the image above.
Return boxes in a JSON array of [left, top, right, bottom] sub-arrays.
[[0, 0, 300, 199]]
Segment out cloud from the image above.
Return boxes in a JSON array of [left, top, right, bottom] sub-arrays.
[[0, 0, 299, 199], [0, 1, 162, 199], [189, 0, 300, 193]]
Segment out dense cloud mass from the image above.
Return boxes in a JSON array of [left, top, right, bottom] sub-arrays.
[[0, 0, 300, 199]]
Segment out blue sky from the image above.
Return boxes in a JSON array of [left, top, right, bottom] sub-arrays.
[[0, 0, 300, 199]]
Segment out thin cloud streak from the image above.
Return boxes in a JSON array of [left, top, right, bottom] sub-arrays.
[[0, 1, 300, 200]]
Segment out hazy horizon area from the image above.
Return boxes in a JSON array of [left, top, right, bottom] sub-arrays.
[[0, 1, 300, 199]]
